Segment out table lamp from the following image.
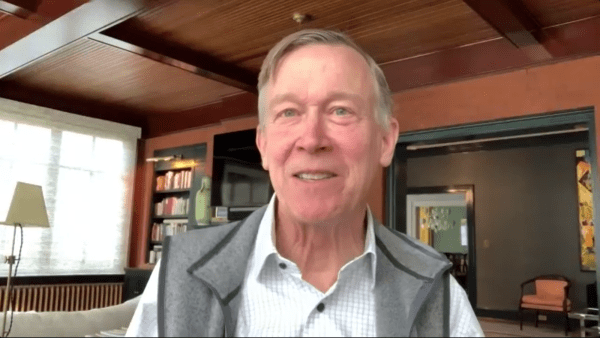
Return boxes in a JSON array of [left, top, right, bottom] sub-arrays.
[[0, 182, 49, 337]]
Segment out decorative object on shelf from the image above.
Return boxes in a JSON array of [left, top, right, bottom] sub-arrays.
[[576, 149, 595, 271], [0, 182, 50, 337], [195, 177, 211, 225]]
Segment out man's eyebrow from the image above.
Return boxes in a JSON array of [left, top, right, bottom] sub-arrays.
[[269, 92, 365, 107], [269, 93, 302, 108], [326, 92, 365, 103]]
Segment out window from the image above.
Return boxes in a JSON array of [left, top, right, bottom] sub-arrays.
[[0, 98, 140, 276]]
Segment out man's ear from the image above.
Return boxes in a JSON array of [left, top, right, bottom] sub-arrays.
[[256, 126, 269, 170], [379, 117, 400, 167]]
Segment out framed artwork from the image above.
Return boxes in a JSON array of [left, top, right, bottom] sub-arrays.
[[416, 206, 434, 246], [576, 149, 595, 271]]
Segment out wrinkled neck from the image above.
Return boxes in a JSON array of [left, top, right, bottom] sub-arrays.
[[274, 200, 368, 283]]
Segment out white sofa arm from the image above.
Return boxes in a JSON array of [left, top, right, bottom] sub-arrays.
[[0, 296, 140, 337]]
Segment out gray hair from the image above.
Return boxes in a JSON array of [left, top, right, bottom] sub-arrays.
[[257, 29, 393, 130]]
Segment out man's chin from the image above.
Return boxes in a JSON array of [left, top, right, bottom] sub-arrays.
[[288, 204, 343, 226], [276, 194, 348, 224]]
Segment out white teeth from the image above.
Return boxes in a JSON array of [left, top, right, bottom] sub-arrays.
[[297, 173, 334, 180]]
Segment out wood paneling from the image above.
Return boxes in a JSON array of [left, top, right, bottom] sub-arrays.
[[0, 80, 147, 129], [523, 0, 600, 28], [145, 92, 257, 138], [0, 10, 39, 49], [130, 0, 500, 71], [462, 0, 551, 62], [34, 0, 87, 20], [6, 38, 243, 112], [100, 21, 258, 92], [381, 15, 600, 93], [0, 0, 85, 50]]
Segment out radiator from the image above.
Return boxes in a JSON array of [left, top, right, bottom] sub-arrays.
[[0, 283, 123, 312]]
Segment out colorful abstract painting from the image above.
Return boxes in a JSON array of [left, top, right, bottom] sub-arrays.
[[577, 149, 595, 271], [417, 206, 433, 246]]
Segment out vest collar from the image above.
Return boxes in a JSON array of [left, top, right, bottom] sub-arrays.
[[374, 222, 452, 336], [186, 206, 266, 302], [185, 207, 452, 337]]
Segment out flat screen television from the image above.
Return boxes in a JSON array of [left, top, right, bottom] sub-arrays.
[[211, 129, 273, 211]]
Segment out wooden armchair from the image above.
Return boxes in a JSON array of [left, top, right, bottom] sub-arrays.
[[519, 275, 571, 335]]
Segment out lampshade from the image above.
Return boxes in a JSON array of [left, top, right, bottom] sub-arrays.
[[1, 182, 50, 228]]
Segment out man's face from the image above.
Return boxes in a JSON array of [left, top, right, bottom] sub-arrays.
[[257, 44, 399, 225]]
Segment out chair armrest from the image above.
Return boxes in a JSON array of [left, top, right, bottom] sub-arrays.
[[564, 284, 572, 311]]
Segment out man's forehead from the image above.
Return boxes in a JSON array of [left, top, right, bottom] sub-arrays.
[[271, 44, 370, 81], [267, 44, 373, 99]]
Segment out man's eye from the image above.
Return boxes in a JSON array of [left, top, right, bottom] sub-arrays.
[[334, 108, 349, 116], [282, 109, 296, 117]]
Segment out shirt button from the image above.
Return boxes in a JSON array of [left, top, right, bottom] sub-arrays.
[[316, 303, 325, 312], [278, 262, 287, 269]]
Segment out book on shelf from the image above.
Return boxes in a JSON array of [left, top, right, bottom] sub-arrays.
[[150, 221, 188, 242], [149, 245, 163, 264], [156, 176, 166, 191], [155, 169, 193, 191], [154, 196, 189, 216], [165, 171, 174, 190], [148, 222, 186, 264], [174, 171, 180, 189]]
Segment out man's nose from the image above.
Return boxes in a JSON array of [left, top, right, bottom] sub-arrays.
[[296, 112, 332, 154]]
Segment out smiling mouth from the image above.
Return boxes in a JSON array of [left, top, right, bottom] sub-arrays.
[[294, 172, 337, 180]]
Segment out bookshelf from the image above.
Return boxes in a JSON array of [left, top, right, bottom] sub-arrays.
[[147, 143, 208, 264]]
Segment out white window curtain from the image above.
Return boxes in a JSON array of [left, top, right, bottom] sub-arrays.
[[0, 98, 141, 276]]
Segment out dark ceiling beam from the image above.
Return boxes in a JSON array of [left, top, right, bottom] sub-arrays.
[[0, 0, 150, 79], [100, 20, 258, 94], [381, 15, 600, 93], [0, 80, 148, 129], [462, 0, 552, 61], [88, 32, 257, 94], [0, 0, 38, 19], [543, 16, 600, 58]]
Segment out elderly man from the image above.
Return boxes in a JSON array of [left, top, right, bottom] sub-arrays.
[[127, 29, 483, 337]]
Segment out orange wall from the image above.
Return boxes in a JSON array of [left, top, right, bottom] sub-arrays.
[[393, 56, 600, 131], [130, 55, 600, 267]]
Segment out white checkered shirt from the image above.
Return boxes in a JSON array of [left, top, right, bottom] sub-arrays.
[[235, 197, 378, 336], [126, 196, 484, 337]]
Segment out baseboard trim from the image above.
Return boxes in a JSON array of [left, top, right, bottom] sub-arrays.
[[476, 309, 519, 321], [476, 308, 581, 329]]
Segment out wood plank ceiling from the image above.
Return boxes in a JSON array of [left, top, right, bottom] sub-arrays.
[[127, 0, 500, 71], [0, 0, 599, 134]]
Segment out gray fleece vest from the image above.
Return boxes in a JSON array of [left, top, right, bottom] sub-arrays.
[[158, 206, 452, 337]]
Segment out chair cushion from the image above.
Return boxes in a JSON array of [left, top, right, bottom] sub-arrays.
[[522, 295, 570, 308], [521, 302, 571, 312], [535, 280, 568, 299], [520, 279, 571, 312]]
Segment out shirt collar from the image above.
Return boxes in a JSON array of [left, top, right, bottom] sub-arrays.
[[249, 194, 377, 284]]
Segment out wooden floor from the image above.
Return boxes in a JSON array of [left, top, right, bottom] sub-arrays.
[[479, 317, 582, 337]]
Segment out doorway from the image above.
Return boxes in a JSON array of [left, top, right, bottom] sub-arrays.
[[406, 186, 476, 305], [386, 107, 600, 313]]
